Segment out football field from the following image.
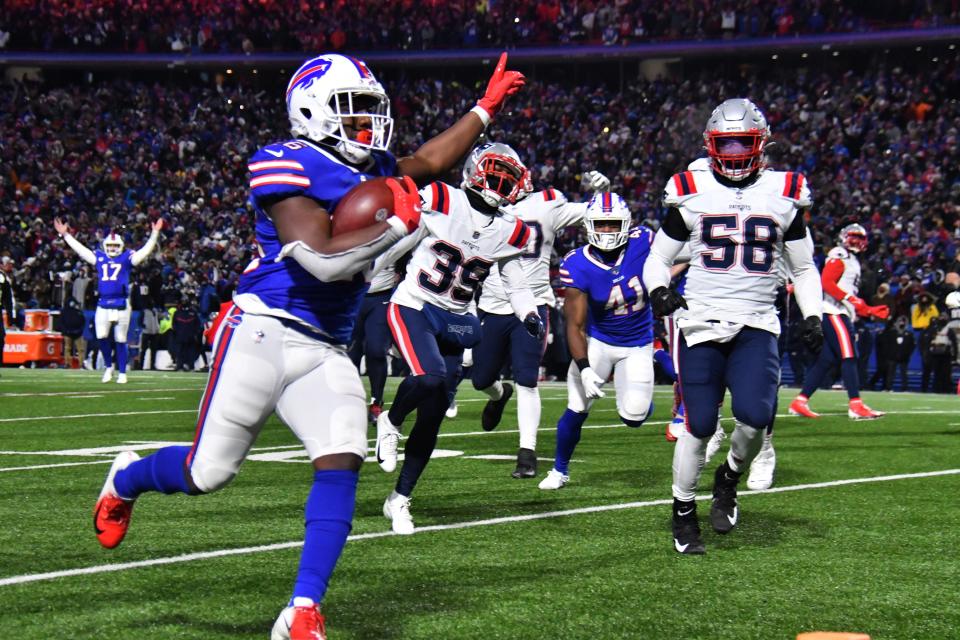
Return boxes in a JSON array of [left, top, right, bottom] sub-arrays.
[[0, 369, 957, 639]]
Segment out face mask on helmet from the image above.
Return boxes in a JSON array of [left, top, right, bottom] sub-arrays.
[[584, 192, 632, 251], [840, 223, 868, 253], [462, 143, 529, 208], [102, 234, 124, 258], [703, 98, 770, 181], [286, 55, 393, 164]]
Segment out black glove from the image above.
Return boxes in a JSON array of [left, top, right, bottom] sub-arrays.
[[649, 286, 688, 317], [523, 312, 545, 339], [800, 315, 824, 354]]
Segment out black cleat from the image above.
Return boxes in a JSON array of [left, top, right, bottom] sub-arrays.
[[511, 447, 538, 479], [710, 462, 741, 534], [481, 382, 514, 432], [672, 500, 705, 555]]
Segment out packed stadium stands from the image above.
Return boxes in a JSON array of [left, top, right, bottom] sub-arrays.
[[1, 0, 956, 53]]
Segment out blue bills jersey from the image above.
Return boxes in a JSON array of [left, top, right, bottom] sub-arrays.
[[560, 227, 654, 347], [95, 249, 134, 309], [235, 138, 397, 345]]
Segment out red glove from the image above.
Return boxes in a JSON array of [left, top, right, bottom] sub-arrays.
[[476, 52, 526, 120], [847, 295, 870, 316], [868, 305, 890, 321], [386, 176, 422, 234]]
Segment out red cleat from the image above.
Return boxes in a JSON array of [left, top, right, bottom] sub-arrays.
[[93, 450, 140, 549], [848, 399, 883, 420], [290, 604, 327, 640], [788, 396, 820, 419]]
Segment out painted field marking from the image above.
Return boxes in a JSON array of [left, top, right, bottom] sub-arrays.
[[0, 467, 956, 588]]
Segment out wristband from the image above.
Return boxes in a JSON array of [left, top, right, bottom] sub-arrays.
[[470, 105, 492, 127], [575, 358, 590, 371]]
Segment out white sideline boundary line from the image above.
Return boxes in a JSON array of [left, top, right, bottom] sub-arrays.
[[0, 460, 112, 473], [1, 467, 957, 588], [0, 387, 202, 398]]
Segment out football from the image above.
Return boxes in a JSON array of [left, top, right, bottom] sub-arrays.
[[331, 177, 399, 236]]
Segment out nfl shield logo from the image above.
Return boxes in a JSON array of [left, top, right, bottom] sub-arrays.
[[473, 231, 480, 239]]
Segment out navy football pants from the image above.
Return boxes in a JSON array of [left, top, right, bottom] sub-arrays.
[[678, 327, 779, 438], [471, 305, 549, 390]]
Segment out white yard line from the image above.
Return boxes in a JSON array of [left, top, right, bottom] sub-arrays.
[[0, 409, 196, 423], [0, 460, 112, 473], [0, 387, 201, 398], [0, 467, 956, 588]]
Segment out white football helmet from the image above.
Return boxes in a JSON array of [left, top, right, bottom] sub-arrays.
[[102, 233, 124, 258], [945, 291, 960, 309], [839, 223, 868, 253], [703, 98, 770, 181], [584, 192, 632, 251], [461, 142, 529, 208], [286, 54, 393, 164]]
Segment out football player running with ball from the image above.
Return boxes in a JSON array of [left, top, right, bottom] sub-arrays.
[[643, 99, 824, 555], [539, 193, 656, 490], [789, 223, 888, 420], [375, 142, 543, 534], [470, 168, 612, 479], [54, 217, 162, 384], [91, 52, 525, 640]]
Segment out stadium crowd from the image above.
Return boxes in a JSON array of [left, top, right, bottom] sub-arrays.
[[1, 49, 958, 386], [0, 0, 956, 53]]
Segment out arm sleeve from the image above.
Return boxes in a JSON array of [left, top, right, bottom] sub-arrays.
[[643, 229, 686, 292], [369, 225, 427, 278], [553, 200, 587, 230], [820, 259, 847, 301], [278, 217, 409, 282], [62, 234, 97, 265], [661, 208, 691, 242], [498, 255, 537, 321], [784, 236, 823, 319], [131, 229, 161, 266]]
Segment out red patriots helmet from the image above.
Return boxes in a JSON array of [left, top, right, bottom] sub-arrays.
[[840, 223, 868, 253], [461, 142, 529, 208], [703, 98, 770, 181]]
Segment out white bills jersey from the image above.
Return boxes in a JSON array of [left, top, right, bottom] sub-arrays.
[[821, 246, 861, 319], [391, 181, 532, 314], [479, 188, 586, 315], [663, 166, 811, 337]]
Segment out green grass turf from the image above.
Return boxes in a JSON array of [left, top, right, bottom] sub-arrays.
[[0, 369, 958, 639]]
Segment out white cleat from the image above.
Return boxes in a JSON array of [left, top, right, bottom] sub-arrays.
[[747, 435, 776, 490], [538, 468, 569, 490], [116, 373, 128, 384], [383, 490, 414, 535], [445, 400, 458, 419], [375, 411, 400, 473], [101, 367, 113, 383], [704, 423, 726, 464]]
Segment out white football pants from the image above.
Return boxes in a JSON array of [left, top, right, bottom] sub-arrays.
[[187, 308, 367, 494], [566, 338, 654, 422], [95, 305, 132, 342]]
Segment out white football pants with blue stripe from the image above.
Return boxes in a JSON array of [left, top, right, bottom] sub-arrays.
[[187, 308, 368, 493], [566, 338, 654, 424]]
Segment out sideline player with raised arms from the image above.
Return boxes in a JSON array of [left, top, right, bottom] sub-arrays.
[[789, 223, 888, 420], [54, 217, 162, 384], [470, 168, 612, 479], [90, 52, 526, 640], [643, 98, 824, 554], [375, 142, 544, 534], [539, 192, 656, 490]]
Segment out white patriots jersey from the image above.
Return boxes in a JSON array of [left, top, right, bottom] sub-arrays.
[[368, 258, 401, 294], [664, 167, 811, 337], [479, 188, 586, 314], [822, 246, 861, 319], [391, 182, 531, 314]]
